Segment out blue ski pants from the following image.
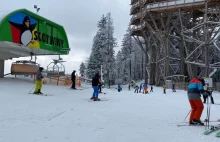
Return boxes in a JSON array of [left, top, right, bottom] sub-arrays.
[[92, 86, 99, 98]]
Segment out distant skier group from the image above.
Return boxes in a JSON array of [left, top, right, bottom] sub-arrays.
[[32, 67, 217, 124], [129, 81, 153, 94]]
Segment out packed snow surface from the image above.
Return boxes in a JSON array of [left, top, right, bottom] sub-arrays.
[[0, 77, 220, 142]]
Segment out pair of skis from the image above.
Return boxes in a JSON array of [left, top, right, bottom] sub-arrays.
[[204, 125, 220, 137], [88, 99, 108, 102], [177, 124, 220, 137], [29, 93, 53, 96]]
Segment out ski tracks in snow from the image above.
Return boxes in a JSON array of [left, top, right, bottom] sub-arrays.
[[47, 111, 66, 121]]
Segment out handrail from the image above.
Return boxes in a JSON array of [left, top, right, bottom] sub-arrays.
[[146, 0, 206, 11]]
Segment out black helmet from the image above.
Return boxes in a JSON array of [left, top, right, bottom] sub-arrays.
[[199, 78, 205, 86], [39, 67, 44, 71], [95, 72, 100, 77]]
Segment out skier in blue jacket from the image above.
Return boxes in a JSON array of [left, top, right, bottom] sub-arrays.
[[118, 84, 122, 92], [139, 83, 143, 93]]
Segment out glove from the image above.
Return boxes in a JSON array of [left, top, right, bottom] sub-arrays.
[[203, 90, 211, 97]]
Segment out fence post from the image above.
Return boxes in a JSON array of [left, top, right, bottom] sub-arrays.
[[57, 75, 60, 86]]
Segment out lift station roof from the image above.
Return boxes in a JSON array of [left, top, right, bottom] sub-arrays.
[[0, 9, 70, 60]]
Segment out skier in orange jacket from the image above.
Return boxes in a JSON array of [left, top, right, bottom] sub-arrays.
[[187, 77, 211, 125]]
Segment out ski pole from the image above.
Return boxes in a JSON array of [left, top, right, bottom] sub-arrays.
[[205, 96, 208, 129], [208, 97, 211, 129], [29, 85, 36, 94], [205, 96, 210, 129], [184, 110, 192, 121]]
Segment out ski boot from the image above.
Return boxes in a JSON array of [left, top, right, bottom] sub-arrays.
[[189, 121, 198, 126], [33, 92, 39, 95], [93, 98, 101, 101], [90, 96, 95, 100], [192, 119, 204, 125], [38, 89, 43, 95]]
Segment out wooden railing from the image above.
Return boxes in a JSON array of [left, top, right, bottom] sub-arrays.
[[33, 74, 81, 87]]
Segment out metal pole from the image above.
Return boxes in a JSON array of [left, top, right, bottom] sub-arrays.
[[100, 65, 103, 82], [204, 0, 209, 77], [34, 5, 40, 64]]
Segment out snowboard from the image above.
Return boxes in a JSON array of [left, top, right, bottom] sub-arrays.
[[203, 126, 220, 135]]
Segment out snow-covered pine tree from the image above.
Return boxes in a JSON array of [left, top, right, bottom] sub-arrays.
[[87, 32, 104, 78], [86, 13, 117, 86], [121, 26, 133, 81], [115, 26, 145, 84], [116, 51, 123, 79], [79, 62, 86, 77], [130, 39, 145, 81], [87, 13, 117, 84], [101, 12, 117, 87]]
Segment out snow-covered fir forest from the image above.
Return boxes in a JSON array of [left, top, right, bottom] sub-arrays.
[[79, 13, 146, 86]]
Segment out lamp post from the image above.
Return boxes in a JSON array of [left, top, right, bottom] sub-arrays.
[[33, 5, 40, 63], [34, 5, 40, 14]]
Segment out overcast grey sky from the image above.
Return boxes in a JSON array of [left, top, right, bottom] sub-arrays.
[[1, 0, 131, 74]]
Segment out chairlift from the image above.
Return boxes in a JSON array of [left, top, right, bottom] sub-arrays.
[[11, 60, 40, 75], [46, 57, 66, 76]]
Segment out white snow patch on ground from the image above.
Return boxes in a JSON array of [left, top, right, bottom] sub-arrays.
[[0, 77, 220, 142]]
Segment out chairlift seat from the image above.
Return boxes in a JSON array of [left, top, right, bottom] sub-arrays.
[[11, 60, 39, 75]]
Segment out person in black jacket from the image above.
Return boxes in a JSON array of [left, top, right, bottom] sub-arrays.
[[71, 70, 76, 89], [91, 73, 100, 101]]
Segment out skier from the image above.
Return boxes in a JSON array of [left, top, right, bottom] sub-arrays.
[[134, 85, 139, 93], [71, 70, 76, 89], [128, 84, 131, 91], [142, 82, 148, 94], [203, 88, 214, 104], [187, 77, 211, 125], [118, 84, 122, 92], [163, 85, 166, 94], [139, 83, 143, 93], [172, 83, 176, 92], [34, 67, 44, 94], [150, 86, 153, 92], [90, 73, 100, 101], [145, 86, 149, 94]]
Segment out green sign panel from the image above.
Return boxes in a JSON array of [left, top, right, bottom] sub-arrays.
[[0, 9, 70, 55]]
